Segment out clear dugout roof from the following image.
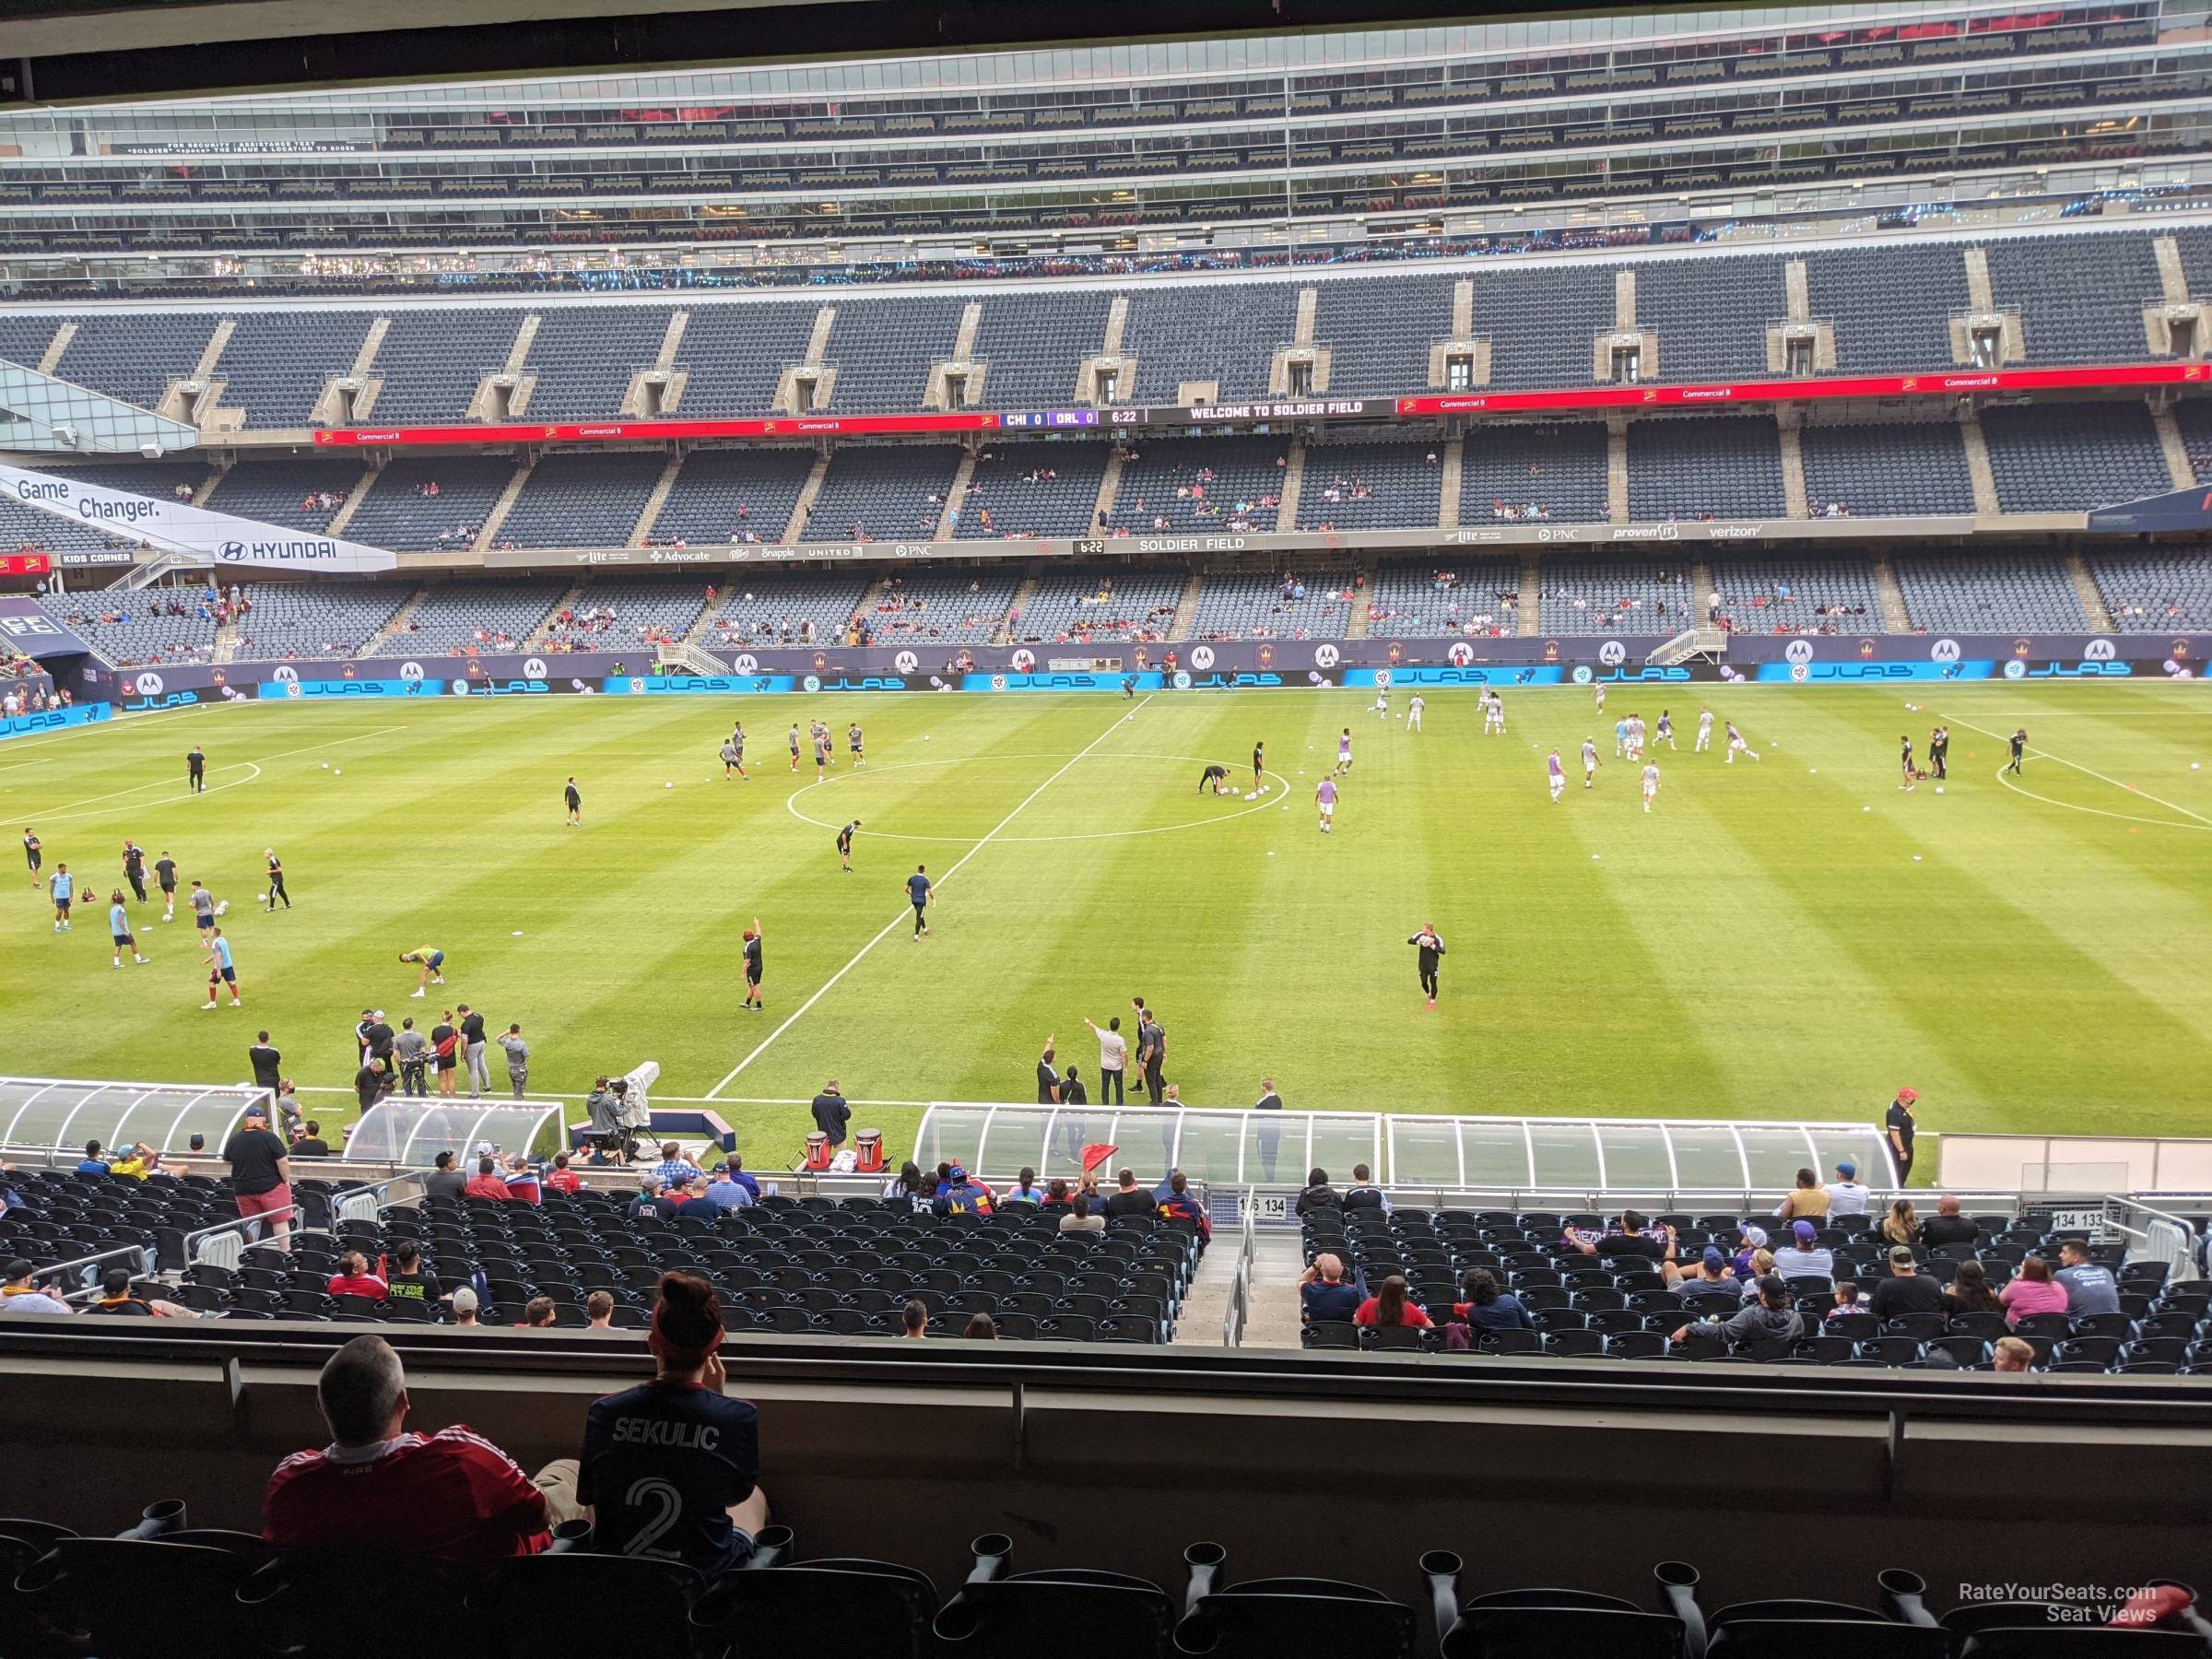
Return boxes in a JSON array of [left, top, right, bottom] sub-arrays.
[[0, 1077, 269, 1158]]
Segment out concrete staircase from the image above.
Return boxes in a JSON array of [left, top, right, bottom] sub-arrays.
[[1689, 560, 1714, 618], [677, 591, 724, 652], [996, 573, 1040, 645], [1776, 421, 1809, 518], [190, 472, 223, 508], [1518, 552, 1542, 635], [1174, 1230, 1307, 1350], [1168, 570, 1203, 641], [1606, 427, 1630, 523], [35, 321, 75, 377], [364, 586, 432, 657], [1346, 582, 1371, 639], [629, 453, 685, 547], [1275, 442, 1306, 533], [784, 453, 830, 544], [2067, 554, 2117, 632], [471, 463, 532, 554], [212, 614, 241, 665], [2152, 406, 2197, 490], [1959, 418, 2001, 515], [1872, 554, 1913, 632], [1090, 449, 1126, 533], [1437, 440, 1464, 529], [323, 466, 378, 536], [935, 451, 978, 540], [528, 580, 591, 647]]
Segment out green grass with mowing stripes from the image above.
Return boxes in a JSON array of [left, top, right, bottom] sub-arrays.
[[4, 683, 2206, 1173]]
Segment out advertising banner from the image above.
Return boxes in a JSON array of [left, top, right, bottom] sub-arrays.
[[0, 465, 398, 573], [0, 701, 108, 743], [0, 595, 89, 659]]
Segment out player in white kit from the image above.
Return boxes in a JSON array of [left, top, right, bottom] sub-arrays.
[[1483, 690, 1505, 734], [1641, 760, 1661, 812], [1406, 694, 1424, 733], [1547, 748, 1565, 802], [1594, 684, 1606, 714], [1695, 708, 1714, 753], [1582, 737, 1599, 788], [1372, 689, 1390, 721], [1655, 709, 1676, 749], [1725, 721, 1760, 763], [1626, 715, 1644, 760]]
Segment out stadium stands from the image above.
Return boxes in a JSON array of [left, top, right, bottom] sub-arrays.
[[499, 453, 668, 549], [1120, 282, 1298, 405], [1625, 416, 1786, 522], [1364, 559, 1524, 638], [706, 573, 871, 649], [374, 580, 565, 655], [202, 459, 366, 535], [522, 306, 676, 422], [230, 582, 409, 660], [341, 457, 520, 554], [1709, 558, 1885, 636], [1458, 422, 1609, 524], [954, 442, 1112, 540], [1980, 402, 2176, 513], [1186, 564, 1355, 640], [2091, 552, 2212, 632], [1014, 567, 1186, 644], [1536, 559, 1698, 635], [1295, 1199, 2208, 1373], [968, 289, 1117, 415], [212, 312, 376, 429], [1987, 232, 2166, 365], [823, 296, 966, 412], [1109, 437, 1288, 536], [805, 447, 965, 543], [368, 308, 531, 424], [36, 592, 216, 665], [541, 579, 708, 654], [1893, 553, 2091, 633], [1797, 421, 1979, 518], [861, 569, 1019, 642], [1295, 441, 1444, 532]]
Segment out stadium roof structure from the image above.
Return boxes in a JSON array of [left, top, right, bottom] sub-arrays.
[[915, 1101, 1900, 1194], [0, 1076, 270, 1159], [347, 1099, 564, 1168]]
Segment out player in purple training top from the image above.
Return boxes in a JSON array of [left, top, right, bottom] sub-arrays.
[[1314, 776, 1337, 834], [1547, 747, 1565, 804]]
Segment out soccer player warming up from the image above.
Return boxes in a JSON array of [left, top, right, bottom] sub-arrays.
[[1199, 764, 1230, 795], [110, 891, 147, 968], [1724, 722, 1759, 764], [907, 865, 933, 937], [1547, 748, 1565, 803], [564, 776, 582, 825], [1582, 737, 1599, 789], [838, 820, 861, 868], [1900, 735, 1917, 792], [1641, 760, 1662, 814], [1656, 709, 1677, 749], [2009, 727, 2028, 774], [1335, 728, 1352, 776], [1696, 707, 1714, 753], [1252, 739, 1265, 790], [721, 739, 747, 780], [203, 925, 241, 1008], [1406, 693, 1425, 733], [1314, 775, 1338, 833], [1483, 689, 1505, 735], [1406, 924, 1445, 1008], [741, 920, 764, 1011], [401, 947, 445, 997]]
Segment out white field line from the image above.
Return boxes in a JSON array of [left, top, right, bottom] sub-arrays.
[[1942, 712, 2211, 828], [704, 695, 1155, 1098], [12, 725, 410, 819]]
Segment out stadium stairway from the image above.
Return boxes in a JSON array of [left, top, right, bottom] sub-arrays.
[[1437, 440, 1463, 530], [1168, 570, 1202, 641], [784, 453, 830, 544], [937, 450, 978, 540], [1518, 553, 1541, 635], [1275, 442, 1306, 534], [1091, 447, 1124, 532], [997, 573, 1039, 644], [628, 453, 685, 547], [472, 464, 532, 553], [1175, 1230, 1306, 1348], [2068, 553, 2118, 632], [364, 585, 432, 653], [322, 469, 375, 536], [1873, 555, 1913, 632], [527, 580, 591, 647], [212, 612, 241, 665]]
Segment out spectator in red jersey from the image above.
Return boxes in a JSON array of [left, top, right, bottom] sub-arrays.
[[544, 1152, 582, 1196], [1157, 1171, 1210, 1242], [502, 1155, 542, 1205], [1352, 1274, 1433, 1331], [464, 1156, 512, 1201], [326, 1252, 389, 1300], [261, 1335, 554, 1562]]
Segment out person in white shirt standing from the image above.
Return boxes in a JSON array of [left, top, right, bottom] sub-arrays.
[[1823, 1160, 1871, 1216], [1582, 737, 1599, 790], [1483, 690, 1505, 735], [1696, 708, 1714, 753], [1406, 693, 1424, 734], [1547, 748, 1565, 804], [1081, 1015, 1128, 1106], [1641, 760, 1661, 814]]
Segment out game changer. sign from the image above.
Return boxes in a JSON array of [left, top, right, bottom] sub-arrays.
[[0, 464, 398, 573]]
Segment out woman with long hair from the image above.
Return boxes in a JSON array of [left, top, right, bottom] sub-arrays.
[[1354, 1273, 1433, 1331], [1448, 1267, 1533, 1333], [2000, 1254, 2069, 1327], [1943, 1259, 2005, 1318], [568, 1272, 771, 1569], [1880, 1199, 1918, 1247]]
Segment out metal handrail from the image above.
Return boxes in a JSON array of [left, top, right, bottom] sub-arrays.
[[32, 1242, 151, 1300], [1220, 1186, 1258, 1348]]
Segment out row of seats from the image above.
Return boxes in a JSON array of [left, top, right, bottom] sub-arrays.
[[0, 1512, 2204, 1659], [10, 228, 2212, 419]]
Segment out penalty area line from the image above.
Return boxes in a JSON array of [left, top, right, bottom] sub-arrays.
[[1942, 712, 2211, 829], [704, 694, 1156, 1099]]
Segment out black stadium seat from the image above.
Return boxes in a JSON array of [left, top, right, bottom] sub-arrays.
[[1175, 1544, 1418, 1659]]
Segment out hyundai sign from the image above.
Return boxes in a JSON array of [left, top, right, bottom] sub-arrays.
[[0, 464, 398, 573]]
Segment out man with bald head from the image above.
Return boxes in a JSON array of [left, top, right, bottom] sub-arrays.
[[1299, 1253, 1362, 1326], [1918, 1194, 1980, 1250]]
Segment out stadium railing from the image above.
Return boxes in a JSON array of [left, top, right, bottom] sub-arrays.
[[1221, 1189, 1256, 1349]]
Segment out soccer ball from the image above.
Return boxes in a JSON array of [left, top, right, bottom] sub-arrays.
[[256, 893, 267, 902], [213, 900, 228, 916], [1244, 792, 1257, 801], [924, 735, 931, 742], [1935, 785, 1945, 794], [665, 781, 674, 789], [321, 762, 328, 770], [333, 769, 341, 776]]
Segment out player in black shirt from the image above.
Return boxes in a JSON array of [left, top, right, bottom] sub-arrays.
[[837, 821, 861, 872], [1251, 740, 1265, 788], [122, 840, 148, 903], [22, 828, 39, 888], [1885, 1088, 1918, 1184], [1407, 924, 1446, 1008], [564, 776, 582, 826], [1900, 736, 1916, 793], [1929, 726, 1948, 781], [741, 919, 764, 1013], [2008, 728, 2027, 774], [264, 847, 290, 910], [848, 723, 865, 767], [186, 746, 206, 794], [1200, 764, 1230, 794], [154, 851, 178, 922]]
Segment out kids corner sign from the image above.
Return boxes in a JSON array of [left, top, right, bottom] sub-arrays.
[[0, 464, 398, 573]]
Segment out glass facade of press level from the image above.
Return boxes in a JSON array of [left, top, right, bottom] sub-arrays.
[[0, 365, 198, 453]]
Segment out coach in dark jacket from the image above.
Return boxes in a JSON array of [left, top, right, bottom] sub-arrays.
[[810, 1082, 851, 1147]]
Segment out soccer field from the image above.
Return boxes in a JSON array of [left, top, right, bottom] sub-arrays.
[[4, 681, 2207, 1172]]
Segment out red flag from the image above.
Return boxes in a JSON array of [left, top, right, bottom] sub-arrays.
[[1080, 1143, 1118, 1181]]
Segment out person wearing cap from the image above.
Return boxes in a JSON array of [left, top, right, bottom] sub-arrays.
[[703, 1166, 755, 1212], [224, 1104, 293, 1248], [1918, 1194, 1980, 1250], [935, 1164, 995, 1217], [88, 1265, 195, 1317], [1730, 1226, 1769, 1280], [629, 1176, 678, 1224], [1771, 1220, 1835, 1283], [1665, 1245, 1740, 1303], [545, 1272, 769, 1571], [671, 1172, 722, 1222], [1823, 1160, 1871, 1217], [1670, 1276, 1804, 1351], [1771, 1168, 1831, 1222], [1868, 1245, 1947, 1322], [450, 1287, 483, 1326], [0, 1260, 75, 1315], [262, 1335, 551, 1561], [1885, 1088, 1919, 1184]]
